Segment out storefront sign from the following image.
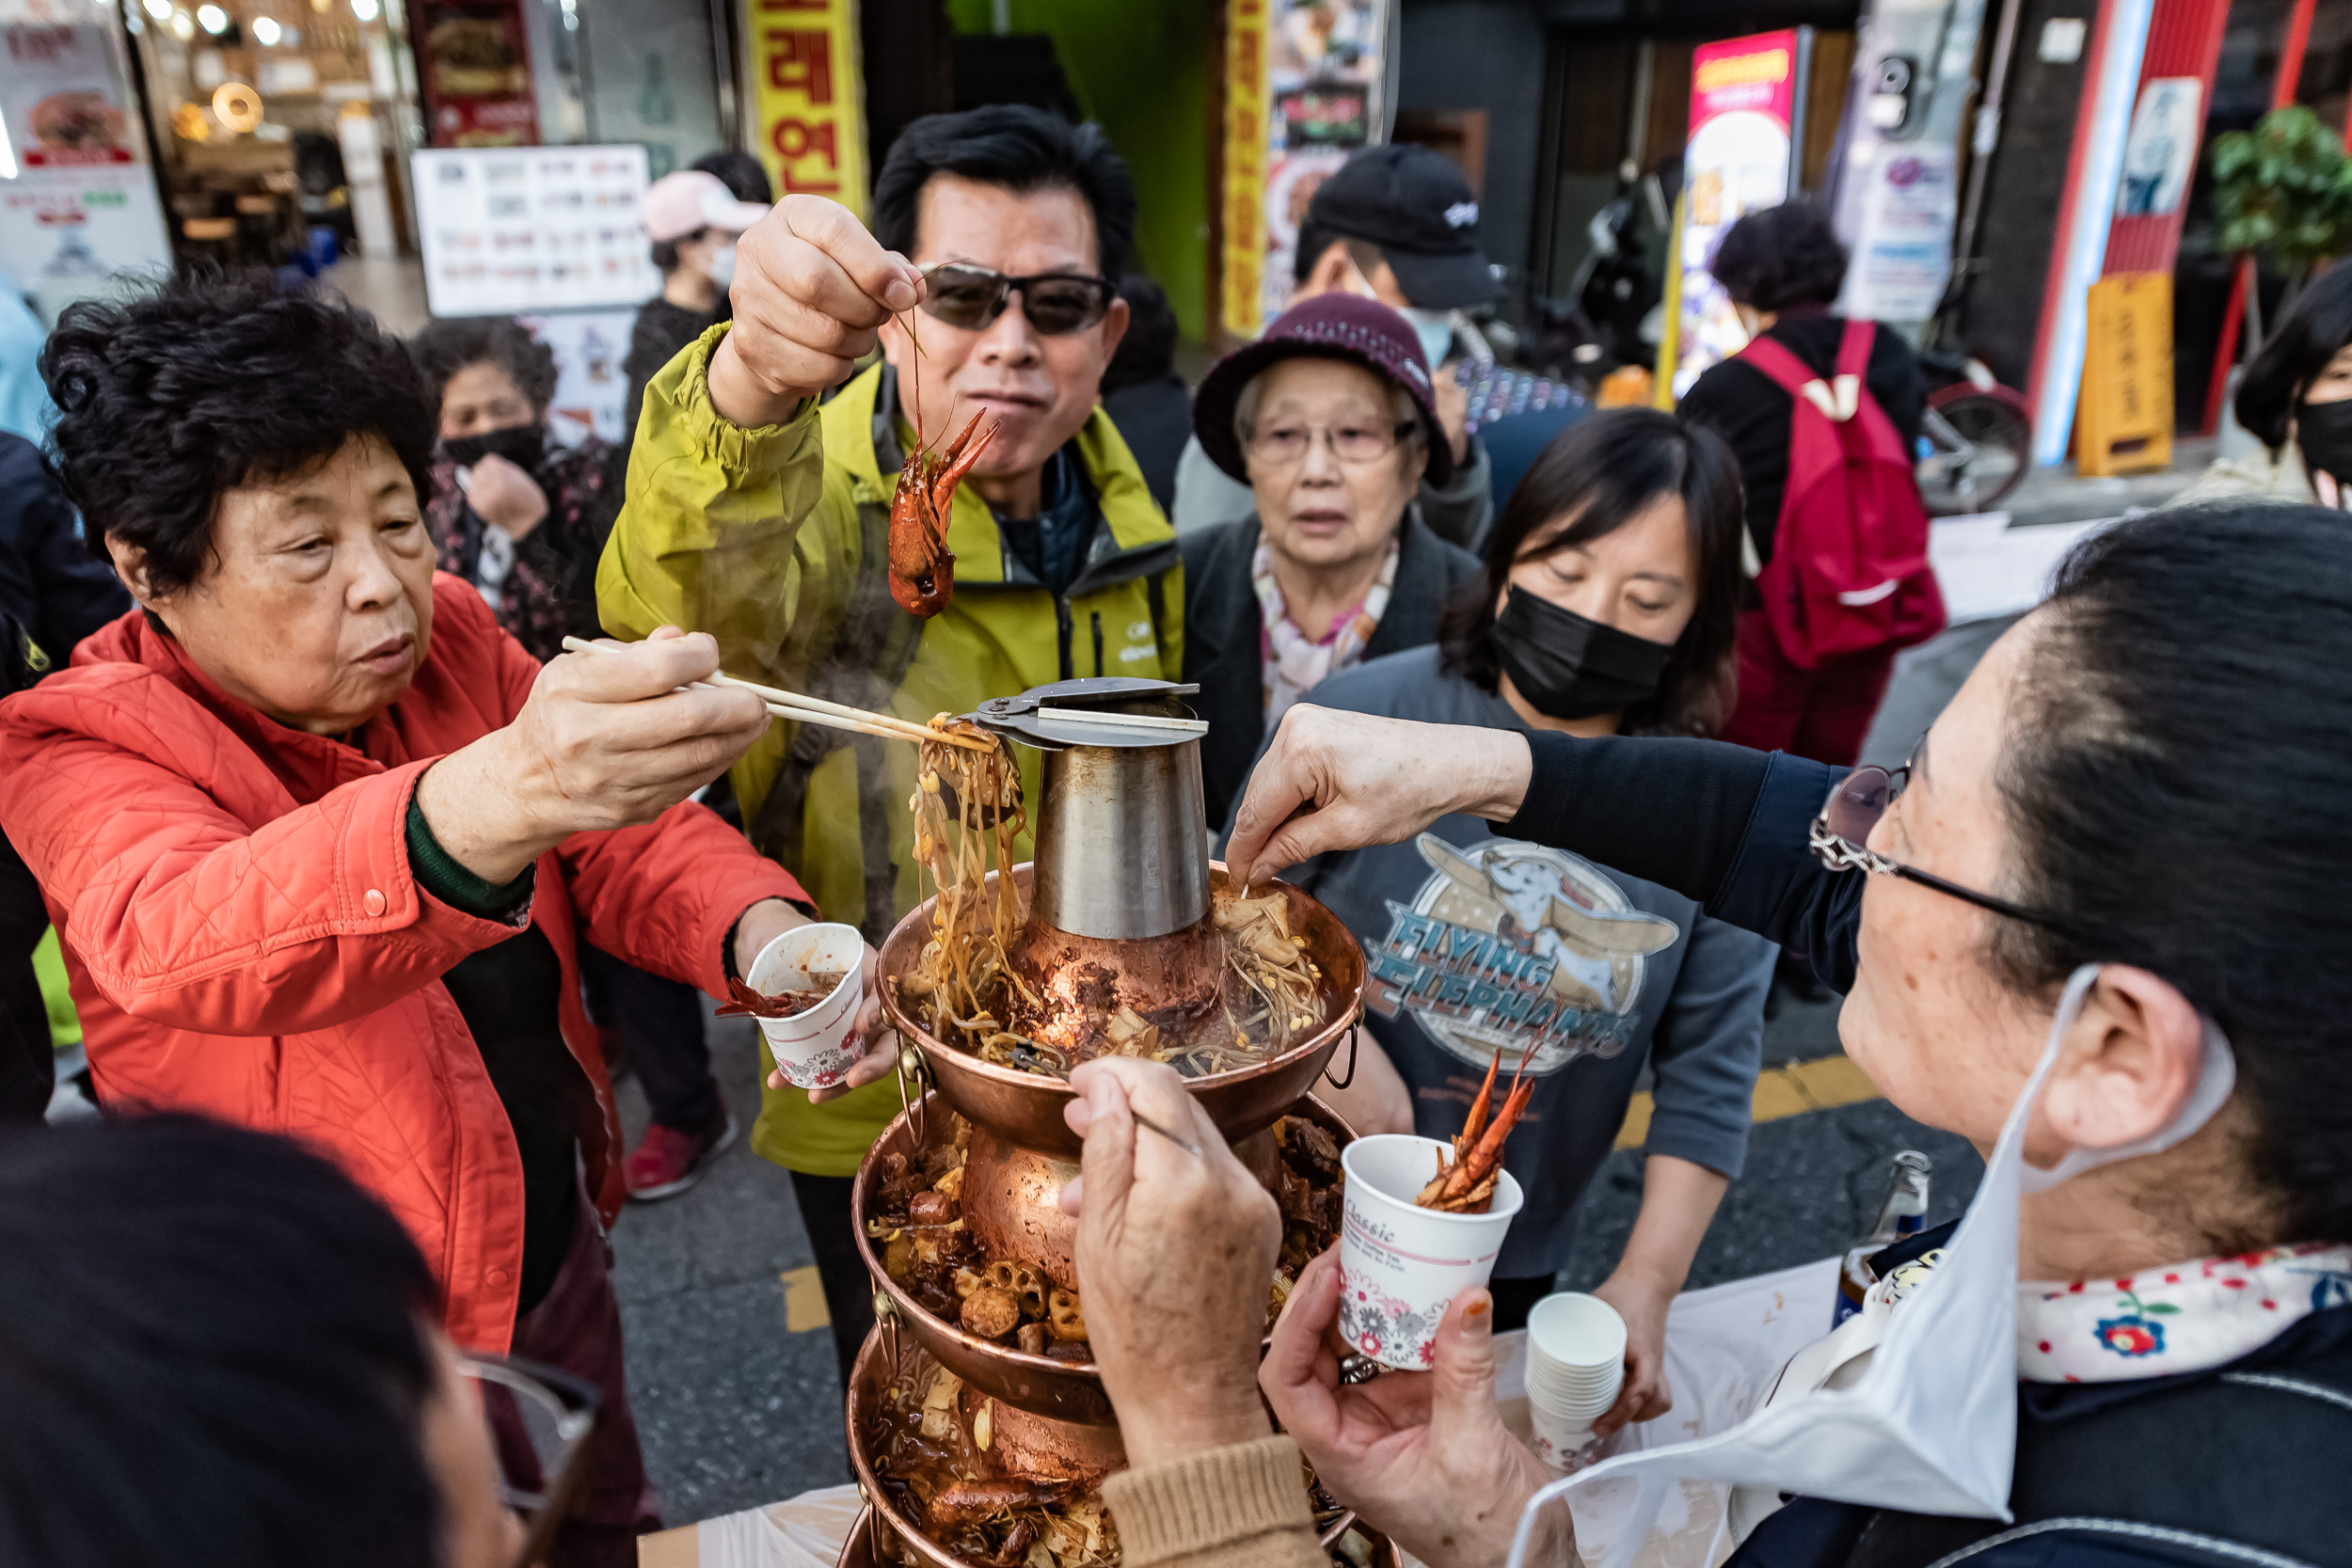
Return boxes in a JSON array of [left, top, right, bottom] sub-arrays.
[[413, 144, 658, 315], [1667, 28, 1800, 398], [0, 21, 172, 322], [417, 0, 539, 147], [520, 309, 636, 443], [1218, 0, 1391, 339], [744, 0, 867, 217], [2116, 77, 2200, 219], [1839, 143, 1959, 323]]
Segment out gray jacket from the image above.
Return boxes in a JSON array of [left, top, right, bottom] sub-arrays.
[[1265, 645, 1772, 1278]]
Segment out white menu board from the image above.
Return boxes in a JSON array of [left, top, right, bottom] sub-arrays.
[[413, 144, 659, 317]]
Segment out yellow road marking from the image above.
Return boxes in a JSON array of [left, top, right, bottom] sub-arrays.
[[781, 1264, 832, 1331], [1614, 1053, 1881, 1150]]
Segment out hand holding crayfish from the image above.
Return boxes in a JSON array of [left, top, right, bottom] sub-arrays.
[[705, 194, 923, 430]]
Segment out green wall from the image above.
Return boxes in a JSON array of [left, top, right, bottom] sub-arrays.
[[944, 0, 1214, 341]]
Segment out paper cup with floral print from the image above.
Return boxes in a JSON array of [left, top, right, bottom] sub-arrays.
[[1337, 1133, 1524, 1370], [745, 923, 866, 1090]]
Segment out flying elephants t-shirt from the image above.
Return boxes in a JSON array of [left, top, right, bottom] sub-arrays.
[[1265, 646, 1774, 1279]]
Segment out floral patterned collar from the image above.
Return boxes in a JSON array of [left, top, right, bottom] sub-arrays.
[[2016, 1242, 2352, 1384]]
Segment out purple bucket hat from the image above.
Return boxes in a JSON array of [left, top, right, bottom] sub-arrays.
[[1191, 293, 1454, 487]]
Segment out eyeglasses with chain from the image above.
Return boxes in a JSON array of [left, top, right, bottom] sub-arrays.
[[1809, 756, 2072, 932]]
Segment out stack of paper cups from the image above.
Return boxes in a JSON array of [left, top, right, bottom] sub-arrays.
[[1523, 1291, 1627, 1471]]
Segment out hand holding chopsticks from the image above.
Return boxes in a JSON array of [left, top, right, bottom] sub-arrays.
[[560, 637, 994, 752]]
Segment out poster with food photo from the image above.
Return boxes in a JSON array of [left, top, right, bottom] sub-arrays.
[[418, 0, 538, 147]]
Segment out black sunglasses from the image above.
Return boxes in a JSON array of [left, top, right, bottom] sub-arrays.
[[1810, 758, 2072, 932], [918, 261, 1116, 337]]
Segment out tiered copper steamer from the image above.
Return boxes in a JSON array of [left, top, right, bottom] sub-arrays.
[[842, 679, 1374, 1566]]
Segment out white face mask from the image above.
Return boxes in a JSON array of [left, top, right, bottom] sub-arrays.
[[706, 242, 738, 290], [1506, 963, 2239, 1568], [1401, 305, 1454, 372]]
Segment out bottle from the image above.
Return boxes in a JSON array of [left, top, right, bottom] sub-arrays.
[[1834, 1150, 1931, 1327]]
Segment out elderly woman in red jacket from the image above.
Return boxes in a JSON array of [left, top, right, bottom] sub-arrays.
[[0, 276, 891, 1568]]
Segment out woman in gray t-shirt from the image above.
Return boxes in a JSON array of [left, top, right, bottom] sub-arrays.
[[1258, 407, 1772, 1440]]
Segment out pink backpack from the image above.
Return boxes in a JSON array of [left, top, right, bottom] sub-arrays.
[[1738, 319, 1946, 670]]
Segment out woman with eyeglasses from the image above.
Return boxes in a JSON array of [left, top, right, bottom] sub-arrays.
[[1156, 499, 2352, 1568], [1177, 293, 1486, 833]]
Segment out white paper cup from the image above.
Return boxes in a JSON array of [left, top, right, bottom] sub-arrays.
[[1525, 1403, 1599, 1473], [1524, 1291, 1627, 1434], [744, 923, 867, 1090], [1336, 1134, 1523, 1370]]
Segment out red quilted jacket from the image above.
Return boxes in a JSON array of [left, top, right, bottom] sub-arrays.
[[0, 576, 806, 1351]]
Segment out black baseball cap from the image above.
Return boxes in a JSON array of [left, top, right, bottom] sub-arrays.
[[1305, 145, 1502, 310]]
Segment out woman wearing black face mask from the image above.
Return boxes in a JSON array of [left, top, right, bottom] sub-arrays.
[[2175, 261, 2352, 513], [409, 316, 624, 665], [1243, 407, 1767, 1432], [412, 317, 739, 1206]]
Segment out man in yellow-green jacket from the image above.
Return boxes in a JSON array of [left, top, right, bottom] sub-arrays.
[[598, 106, 1182, 1387]]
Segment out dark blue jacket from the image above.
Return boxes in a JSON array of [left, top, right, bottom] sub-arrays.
[[1502, 732, 2352, 1568], [0, 431, 129, 679]]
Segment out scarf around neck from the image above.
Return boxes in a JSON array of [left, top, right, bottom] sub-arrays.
[[1252, 533, 1398, 727]]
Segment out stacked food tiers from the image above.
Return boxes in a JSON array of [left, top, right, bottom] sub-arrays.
[[836, 681, 1390, 1567]]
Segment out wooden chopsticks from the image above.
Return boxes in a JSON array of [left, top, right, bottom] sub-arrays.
[[558, 637, 995, 752]]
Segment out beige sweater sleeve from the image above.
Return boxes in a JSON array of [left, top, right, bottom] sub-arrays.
[[1103, 1434, 1329, 1568]]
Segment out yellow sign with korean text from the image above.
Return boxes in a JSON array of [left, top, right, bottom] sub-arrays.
[[2077, 271, 2172, 477], [1218, 0, 1270, 341], [744, 0, 870, 219]]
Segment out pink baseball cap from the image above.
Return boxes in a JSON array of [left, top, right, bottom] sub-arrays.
[[642, 170, 771, 244]]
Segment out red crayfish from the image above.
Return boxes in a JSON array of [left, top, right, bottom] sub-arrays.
[[713, 975, 837, 1019], [888, 408, 996, 617], [887, 294, 998, 618], [1414, 1048, 1535, 1214]]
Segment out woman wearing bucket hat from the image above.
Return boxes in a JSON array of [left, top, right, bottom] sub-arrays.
[[1180, 292, 1483, 834]]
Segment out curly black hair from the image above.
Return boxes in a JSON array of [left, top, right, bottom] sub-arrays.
[[1708, 201, 1848, 312], [41, 272, 437, 595], [407, 314, 559, 416]]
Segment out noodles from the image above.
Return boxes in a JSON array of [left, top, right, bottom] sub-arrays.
[[903, 721, 1029, 1058], [896, 720, 1328, 1077]]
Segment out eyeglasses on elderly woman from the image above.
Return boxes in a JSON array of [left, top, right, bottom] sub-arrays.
[[1809, 746, 2070, 932]]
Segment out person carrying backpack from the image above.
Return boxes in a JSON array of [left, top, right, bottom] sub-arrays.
[[1679, 202, 1942, 767]]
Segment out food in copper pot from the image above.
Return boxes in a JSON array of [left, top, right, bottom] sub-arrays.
[[866, 1111, 1343, 1354], [898, 731, 1327, 1079]]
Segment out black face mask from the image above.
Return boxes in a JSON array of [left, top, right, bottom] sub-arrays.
[[442, 421, 546, 472], [1491, 584, 1676, 721], [2296, 398, 2352, 489]]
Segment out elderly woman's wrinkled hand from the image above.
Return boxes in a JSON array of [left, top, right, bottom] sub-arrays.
[[1224, 705, 1535, 889], [1262, 1251, 1569, 1568], [417, 627, 769, 884], [1057, 1058, 1279, 1471]]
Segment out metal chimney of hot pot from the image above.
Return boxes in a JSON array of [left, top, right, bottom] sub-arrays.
[[970, 677, 1212, 942]]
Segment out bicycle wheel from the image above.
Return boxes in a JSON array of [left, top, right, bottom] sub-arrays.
[[1919, 384, 2032, 515]]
